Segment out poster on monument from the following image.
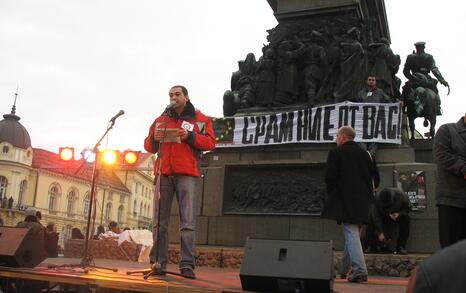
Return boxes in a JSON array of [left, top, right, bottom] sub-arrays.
[[394, 170, 427, 212]]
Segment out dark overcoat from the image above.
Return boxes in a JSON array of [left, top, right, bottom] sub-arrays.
[[434, 117, 466, 208], [321, 140, 378, 224]]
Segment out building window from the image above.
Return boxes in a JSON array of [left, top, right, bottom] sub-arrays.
[[104, 202, 112, 221], [117, 205, 124, 223], [83, 191, 90, 216], [2, 146, 9, 154], [18, 180, 27, 207], [0, 176, 8, 199], [139, 202, 143, 217], [133, 200, 137, 216], [48, 184, 61, 211], [66, 189, 77, 216], [107, 191, 113, 201], [119, 194, 125, 203]]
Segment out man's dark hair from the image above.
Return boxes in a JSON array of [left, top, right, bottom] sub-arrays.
[[171, 85, 188, 96]]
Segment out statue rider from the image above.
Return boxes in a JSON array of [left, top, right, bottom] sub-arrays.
[[402, 41, 449, 115]]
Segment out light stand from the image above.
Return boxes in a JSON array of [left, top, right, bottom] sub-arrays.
[[48, 118, 120, 273], [127, 110, 183, 279]]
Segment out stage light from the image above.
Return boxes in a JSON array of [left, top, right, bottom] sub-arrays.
[[122, 150, 140, 165], [101, 149, 118, 165], [59, 147, 74, 161], [81, 147, 96, 163]]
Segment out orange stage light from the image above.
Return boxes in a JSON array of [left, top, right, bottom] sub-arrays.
[[101, 149, 118, 165], [59, 147, 74, 161], [123, 150, 140, 165]]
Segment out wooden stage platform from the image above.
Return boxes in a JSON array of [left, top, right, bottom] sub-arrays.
[[0, 258, 409, 292]]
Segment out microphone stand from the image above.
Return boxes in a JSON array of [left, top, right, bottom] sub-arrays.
[[127, 108, 184, 279], [48, 119, 119, 273]]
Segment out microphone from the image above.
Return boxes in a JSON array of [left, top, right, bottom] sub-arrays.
[[109, 110, 125, 122], [165, 100, 177, 110]]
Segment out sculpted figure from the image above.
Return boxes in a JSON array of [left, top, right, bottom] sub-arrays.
[[223, 60, 243, 116], [274, 38, 306, 106], [367, 38, 400, 100], [255, 47, 276, 107], [333, 27, 366, 102], [223, 53, 257, 116], [303, 30, 328, 107], [238, 53, 257, 108], [402, 41, 449, 115]]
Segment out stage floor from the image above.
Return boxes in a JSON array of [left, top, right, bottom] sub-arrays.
[[0, 258, 408, 292]]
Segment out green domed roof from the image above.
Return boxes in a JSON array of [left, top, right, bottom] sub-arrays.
[[0, 107, 31, 149]]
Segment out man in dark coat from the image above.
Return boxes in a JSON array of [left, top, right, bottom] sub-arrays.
[[321, 126, 379, 283], [365, 188, 410, 254], [434, 113, 466, 248], [406, 239, 466, 293]]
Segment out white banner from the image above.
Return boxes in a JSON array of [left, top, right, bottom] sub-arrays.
[[214, 102, 402, 147]]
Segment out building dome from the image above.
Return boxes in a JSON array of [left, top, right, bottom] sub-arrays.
[[0, 107, 32, 149]]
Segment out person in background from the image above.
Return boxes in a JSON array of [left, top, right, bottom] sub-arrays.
[[365, 188, 410, 254], [44, 222, 59, 257], [36, 210, 42, 221], [16, 207, 46, 252], [321, 126, 379, 283], [434, 113, 466, 248], [71, 227, 84, 239], [93, 225, 105, 240], [356, 75, 392, 103], [406, 239, 466, 293], [356, 75, 392, 159], [108, 221, 121, 234]]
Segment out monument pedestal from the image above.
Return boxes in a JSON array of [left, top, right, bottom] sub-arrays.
[[165, 142, 439, 253]]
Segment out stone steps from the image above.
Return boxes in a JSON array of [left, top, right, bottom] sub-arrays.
[[168, 245, 430, 277]]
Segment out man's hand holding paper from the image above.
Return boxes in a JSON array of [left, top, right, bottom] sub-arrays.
[[154, 123, 181, 143]]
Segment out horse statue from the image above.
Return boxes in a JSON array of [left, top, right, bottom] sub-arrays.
[[405, 86, 437, 139]]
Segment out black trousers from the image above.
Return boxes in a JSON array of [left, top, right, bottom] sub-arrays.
[[366, 214, 410, 251], [438, 205, 466, 248]]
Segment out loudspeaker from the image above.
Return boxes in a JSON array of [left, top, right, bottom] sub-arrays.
[[0, 226, 47, 268], [240, 238, 334, 293]]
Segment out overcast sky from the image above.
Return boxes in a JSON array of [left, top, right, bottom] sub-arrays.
[[0, 0, 464, 155]]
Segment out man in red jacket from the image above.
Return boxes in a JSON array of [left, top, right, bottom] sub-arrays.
[[144, 85, 215, 279]]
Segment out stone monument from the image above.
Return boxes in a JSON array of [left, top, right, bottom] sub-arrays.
[[170, 0, 440, 253]]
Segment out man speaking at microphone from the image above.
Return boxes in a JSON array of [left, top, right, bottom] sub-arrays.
[[144, 85, 215, 279]]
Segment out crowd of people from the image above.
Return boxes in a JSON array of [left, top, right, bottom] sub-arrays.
[[8, 206, 130, 259]]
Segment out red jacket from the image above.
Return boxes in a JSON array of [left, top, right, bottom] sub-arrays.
[[144, 101, 215, 177]]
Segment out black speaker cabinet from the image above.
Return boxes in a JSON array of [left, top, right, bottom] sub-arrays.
[[240, 238, 334, 293], [0, 226, 47, 268]]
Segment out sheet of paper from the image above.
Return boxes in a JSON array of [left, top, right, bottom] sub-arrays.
[[155, 124, 180, 143]]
